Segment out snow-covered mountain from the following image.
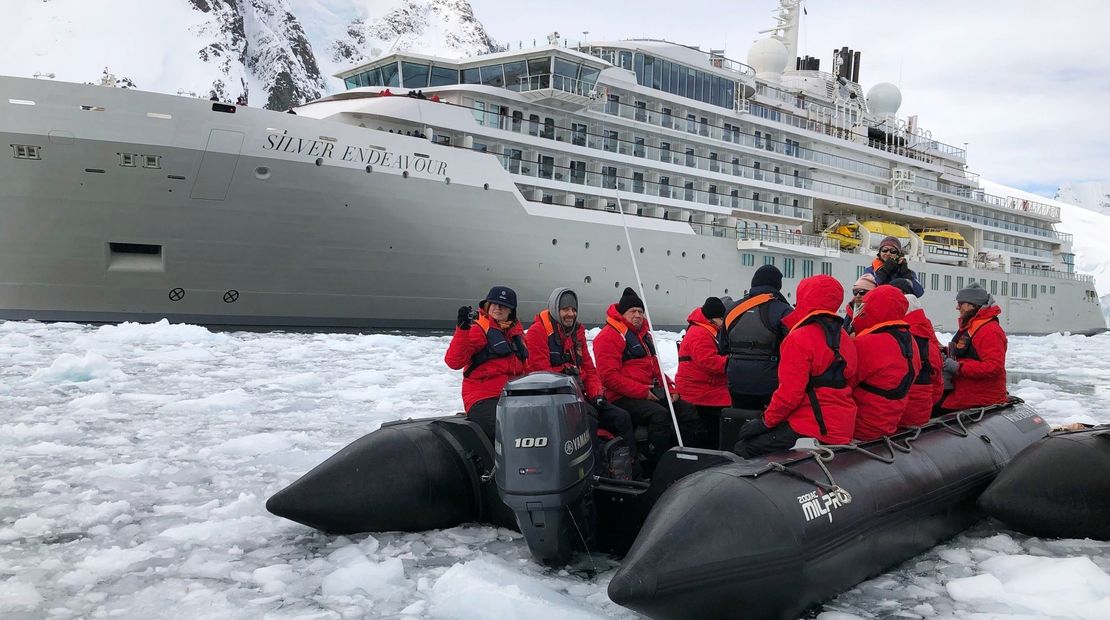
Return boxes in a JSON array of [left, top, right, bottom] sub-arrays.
[[1057, 181, 1110, 219], [0, 0, 497, 110]]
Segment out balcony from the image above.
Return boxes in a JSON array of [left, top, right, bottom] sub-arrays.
[[518, 74, 600, 108]]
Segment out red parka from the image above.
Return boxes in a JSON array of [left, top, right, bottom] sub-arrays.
[[524, 310, 603, 399], [593, 304, 673, 401], [851, 286, 921, 441], [762, 275, 858, 444], [901, 304, 944, 427], [941, 304, 1008, 410], [444, 310, 527, 411], [676, 308, 730, 407]]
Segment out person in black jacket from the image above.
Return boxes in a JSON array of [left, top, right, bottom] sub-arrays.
[[723, 265, 793, 410]]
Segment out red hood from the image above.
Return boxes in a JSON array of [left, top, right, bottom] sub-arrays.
[[784, 275, 845, 329], [853, 285, 909, 333], [606, 303, 651, 334], [686, 307, 713, 326], [960, 303, 1002, 328], [905, 308, 936, 339]]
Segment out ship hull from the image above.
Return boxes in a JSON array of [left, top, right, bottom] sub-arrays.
[[1, 77, 1104, 334]]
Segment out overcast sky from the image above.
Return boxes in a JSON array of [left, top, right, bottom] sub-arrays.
[[468, 0, 1110, 197]]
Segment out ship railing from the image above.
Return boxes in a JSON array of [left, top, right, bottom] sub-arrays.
[[518, 74, 599, 98], [981, 240, 1053, 261], [911, 177, 1061, 221], [891, 198, 1068, 243], [736, 228, 840, 251], [1010, 265, 1093, 283]]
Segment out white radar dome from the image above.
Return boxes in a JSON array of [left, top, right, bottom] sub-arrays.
[[867, 82, 902, 116], [747, 38, 789, 76]]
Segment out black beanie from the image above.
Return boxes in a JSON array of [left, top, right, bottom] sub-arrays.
[[751, 264, 783, 291], [701, 296, 726, 320], [616, 287, 644, 314]]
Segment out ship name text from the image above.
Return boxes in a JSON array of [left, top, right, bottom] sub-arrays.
[[262, 134, 448, 176]]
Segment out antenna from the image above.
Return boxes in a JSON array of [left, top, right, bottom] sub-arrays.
[[613, 192, 684, 447]]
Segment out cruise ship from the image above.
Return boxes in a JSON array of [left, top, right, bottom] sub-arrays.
[[0, 0, 1103, 334]]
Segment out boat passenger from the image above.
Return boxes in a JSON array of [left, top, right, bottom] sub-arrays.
[[444, 286, 528, 441], [594, 287, 705, 469], [850, 285, 920, 441], [890, 280, 945, 427], [525, 287, 637, 478], [723, 265, 792, 411], [676, 297, 730, 448], [843, 274, 876, 334], [863, 237, 925, 297], [733, 275, 858, 458], [937, 282, 1009, 412]]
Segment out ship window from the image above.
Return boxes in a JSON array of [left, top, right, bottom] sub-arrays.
[[401, 62, 430, 88], [856, 266, 866, 278], [461, 67, 480, 84], [1001, 281, 1009, 296], [802, 260, 814, 278], [512, 110, 523, 132], [619, 51, 633, 71], [1041, 285, 1047, 293], [479, 64, 505, 88], [553, 58, 580, 81], [579, 65, 600, 89], [784, 258, 796, 278], [429, 65, 457, 87], [956, 276, 965, 291], [821, 261, 833, 276], [931, 274, 940, 290], [991, 280, 998, 294], [604, 130, 618, 152], [502, 61, 526, 90], [571, 123, 586, 146], [142, 155, 161, 169], [118, 152, 137, 167], [528, 114, 540, 136], [1050, 285, 1056, 295], [380, 63, 399, 87], [742, 253, 754, 267], [944, 275, 953, 292], [527, 57, 550, 77], [606, 93, 620, 115], [1022, 283, 1029, 298]]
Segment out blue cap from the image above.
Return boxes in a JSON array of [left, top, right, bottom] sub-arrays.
[[483, 285, 517, 310]]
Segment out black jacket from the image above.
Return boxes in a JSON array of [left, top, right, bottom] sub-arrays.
[[722, 285, 793, 396]]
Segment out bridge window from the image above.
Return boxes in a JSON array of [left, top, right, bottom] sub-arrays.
[[479, 64, 505, 87], [401, 62, 430, 88], [429, 65, 458, 87], [379, 63, 399, 87]]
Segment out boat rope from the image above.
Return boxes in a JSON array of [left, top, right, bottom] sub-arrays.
[[566, 504, 598, 573], [614, 192, 684, 447], [935, 406, 989, 437]]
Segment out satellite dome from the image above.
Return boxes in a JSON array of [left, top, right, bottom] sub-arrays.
[[747, 38, 789, 76], [867, 82, 902, 116]]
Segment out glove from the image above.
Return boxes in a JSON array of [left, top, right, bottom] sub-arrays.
[[562, 366, 580, 377], [942, 357, 960, 376], [592, 396, 608, 409], [456, 306, 474, 329], [736, 418, 770, 440], [874, 261, 895, 282]]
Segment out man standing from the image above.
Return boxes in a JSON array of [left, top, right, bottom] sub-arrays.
[[723, 265, 792, 410], [525, 287, 637, 478], [864, 237, 925, 297], [594, 287, 704, 471], [938, 282, 1008, 412]]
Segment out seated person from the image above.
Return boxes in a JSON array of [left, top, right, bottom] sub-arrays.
[[850, 285, 920, 441], [937, 282, 1008, 412], [594, 287, 705, 471], [734, 275, 858, 458], [893, 281, 944, 427]]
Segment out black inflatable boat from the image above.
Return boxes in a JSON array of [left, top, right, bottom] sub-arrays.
[[979, 424, 1110, 541], [268, 373, 1048, 619]]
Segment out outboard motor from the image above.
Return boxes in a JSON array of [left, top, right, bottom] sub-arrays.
[[495, 372, 596, 565]]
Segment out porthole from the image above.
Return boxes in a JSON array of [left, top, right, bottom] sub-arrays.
[[701, 253, 706, 259], [681, 251, 687, 258], [315, 157, 323, 166], [445, 177, 450, 184], [614, 282, 620, 288], [366, 165, 373, 173], [402, 170, 409, 178], [724, 288, 729, 294], [654, 284, 660, 290], [639, 247, 644, 254], [616, 244, 621, 252], [483, 183, 490, 190], [667, 250, 671, 256], [552, 238, 557, 246], [585, 242, 590, 249], [584, 276, 592, 284], [254, 166, 271, 179]]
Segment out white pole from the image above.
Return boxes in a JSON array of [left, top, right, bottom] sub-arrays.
[[613, 192, 684, 447]]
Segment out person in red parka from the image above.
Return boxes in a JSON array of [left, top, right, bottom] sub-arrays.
[[938, 282, 1009, 412], [733, 275, 858, 457], [890, 279, 944, 427], [676, 296, 730, 448], [444, 285, 527, 440], [850, 285, 921, 441], [594, 287, 704, 470], [525, 287, 636, 473]]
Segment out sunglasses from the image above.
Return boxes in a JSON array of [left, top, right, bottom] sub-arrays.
[[879, 248, 901, 255], [852, 289, 868, 297]]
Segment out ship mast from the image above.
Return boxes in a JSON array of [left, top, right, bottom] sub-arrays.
[[758, 0, 803, 64]]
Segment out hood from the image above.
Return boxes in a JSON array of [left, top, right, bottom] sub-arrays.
[[783, 275, 844, 329], [853, 285, 909, 332], [606, 303, 650, 333], [686, 307, 713, 326], [905, 308, 936, 339], [547, 287, 577, 330]]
